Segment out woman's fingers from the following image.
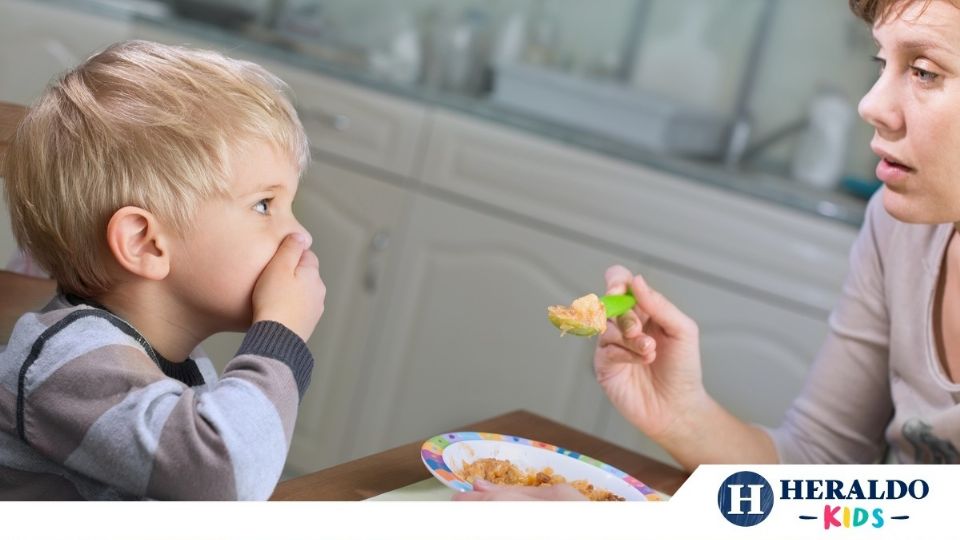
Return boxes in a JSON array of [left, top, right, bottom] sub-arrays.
[[630, 274, 696, 340], [603, 266, 690, 360], [617, 309, 644, 339], [604, 265, 633, 295], [606, 265, 651, 326], [598, 322, 656, 363]]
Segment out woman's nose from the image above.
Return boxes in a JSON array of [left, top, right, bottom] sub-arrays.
[[858, 75, 903, 135]]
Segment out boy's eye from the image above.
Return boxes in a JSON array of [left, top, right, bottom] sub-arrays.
[[253, 198, 271, 215]]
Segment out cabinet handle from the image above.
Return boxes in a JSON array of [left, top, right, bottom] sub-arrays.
[[299, 107, 352, 132], [363, 230, 391, 293]]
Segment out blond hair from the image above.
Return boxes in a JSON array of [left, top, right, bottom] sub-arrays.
[[3, 40, 309, 297]]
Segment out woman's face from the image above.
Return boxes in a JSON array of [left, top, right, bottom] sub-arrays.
[[859, 0, 960, 224]]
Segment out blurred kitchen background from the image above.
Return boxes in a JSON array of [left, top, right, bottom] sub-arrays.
[[0, 0, 878, 477]]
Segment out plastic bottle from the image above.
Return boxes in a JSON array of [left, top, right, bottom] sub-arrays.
[[492, 12, 526, 67], [790, 90, 855, 190]]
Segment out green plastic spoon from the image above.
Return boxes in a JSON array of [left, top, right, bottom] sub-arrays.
[[601, 291, 636, 318]]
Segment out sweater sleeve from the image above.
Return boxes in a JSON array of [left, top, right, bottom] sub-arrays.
[[19, 318, 312, 500], [766, 191, 893, 463]]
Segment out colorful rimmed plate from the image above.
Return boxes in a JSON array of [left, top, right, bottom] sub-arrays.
[[420, 431, 662, 501]]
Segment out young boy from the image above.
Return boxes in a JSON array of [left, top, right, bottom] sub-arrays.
[[0, 40, 325, 500]]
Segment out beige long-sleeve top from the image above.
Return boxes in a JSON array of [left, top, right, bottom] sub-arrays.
[[769, 189, 960, 464]]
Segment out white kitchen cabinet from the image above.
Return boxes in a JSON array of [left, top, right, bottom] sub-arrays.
[[202, 159, 411, 477], [268, 62, 429, 180], [343, 190, 834, 467], [421, 110, 858, 316], [348, 108, 856, 465], [285, 160, 411, 475], [344, 193, 633, 458], [0, 0, 131, 105]]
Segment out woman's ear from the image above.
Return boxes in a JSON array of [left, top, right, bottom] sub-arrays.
[[105, 206, 170, 281]]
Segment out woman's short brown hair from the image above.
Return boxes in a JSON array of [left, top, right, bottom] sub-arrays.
[[3, 40, 309, 297], [849, 0, 959, 24]]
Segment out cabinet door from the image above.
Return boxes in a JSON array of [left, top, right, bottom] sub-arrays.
[[345, 193, 632, 458], [289, 161, 410, 474], [202, 159, 410, 476]]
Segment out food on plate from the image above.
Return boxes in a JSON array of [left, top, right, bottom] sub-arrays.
[[547, 293, 607, 337], [458, 457, 625, 501]]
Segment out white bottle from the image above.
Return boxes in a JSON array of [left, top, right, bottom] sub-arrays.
[[369, 12, 422, 85], [791, 90, 855, 190], [492, 13, 526, 68]]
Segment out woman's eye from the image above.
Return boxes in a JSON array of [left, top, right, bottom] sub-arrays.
[[912, 66, 939, 83], [253, 198, 271, 215]]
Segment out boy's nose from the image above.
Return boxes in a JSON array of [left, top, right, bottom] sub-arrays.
[[291, 222, 313, 250]]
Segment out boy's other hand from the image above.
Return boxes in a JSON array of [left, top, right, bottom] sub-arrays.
[[252, 233, 326, 342]]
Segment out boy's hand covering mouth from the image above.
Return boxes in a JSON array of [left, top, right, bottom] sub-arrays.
[[251, 233, 326, 341]]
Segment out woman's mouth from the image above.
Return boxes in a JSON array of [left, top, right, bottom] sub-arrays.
[[876, 157, 914, 185]]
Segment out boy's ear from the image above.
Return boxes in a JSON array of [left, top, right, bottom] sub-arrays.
[[105, 206, 171, 281]]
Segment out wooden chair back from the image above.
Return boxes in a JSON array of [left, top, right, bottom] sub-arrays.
[[0, 102, 28, 164]]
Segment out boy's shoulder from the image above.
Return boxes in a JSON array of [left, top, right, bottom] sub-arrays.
[[9, 295, 136, 347], [1, 296, 159, 387]]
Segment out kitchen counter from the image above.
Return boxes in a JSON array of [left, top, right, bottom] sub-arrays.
[[41, 0, 868, 227]]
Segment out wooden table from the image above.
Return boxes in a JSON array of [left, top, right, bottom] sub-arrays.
[[271, 409, 689, 500]]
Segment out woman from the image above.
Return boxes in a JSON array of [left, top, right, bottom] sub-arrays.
[[457, 0, 960, 500]]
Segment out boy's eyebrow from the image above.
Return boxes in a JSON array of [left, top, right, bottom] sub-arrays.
[[241, 183, 285, 196]]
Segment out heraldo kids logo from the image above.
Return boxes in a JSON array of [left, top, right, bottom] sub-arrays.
[[717, 471, 775, 527], [718, 471, 929, 530]]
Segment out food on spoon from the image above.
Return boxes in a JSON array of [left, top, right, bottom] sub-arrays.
[[547, 293, 607, 337], [459, 457, 625, 501]]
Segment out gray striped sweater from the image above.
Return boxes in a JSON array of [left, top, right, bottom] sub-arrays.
[[0, 295, 313, 500]]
